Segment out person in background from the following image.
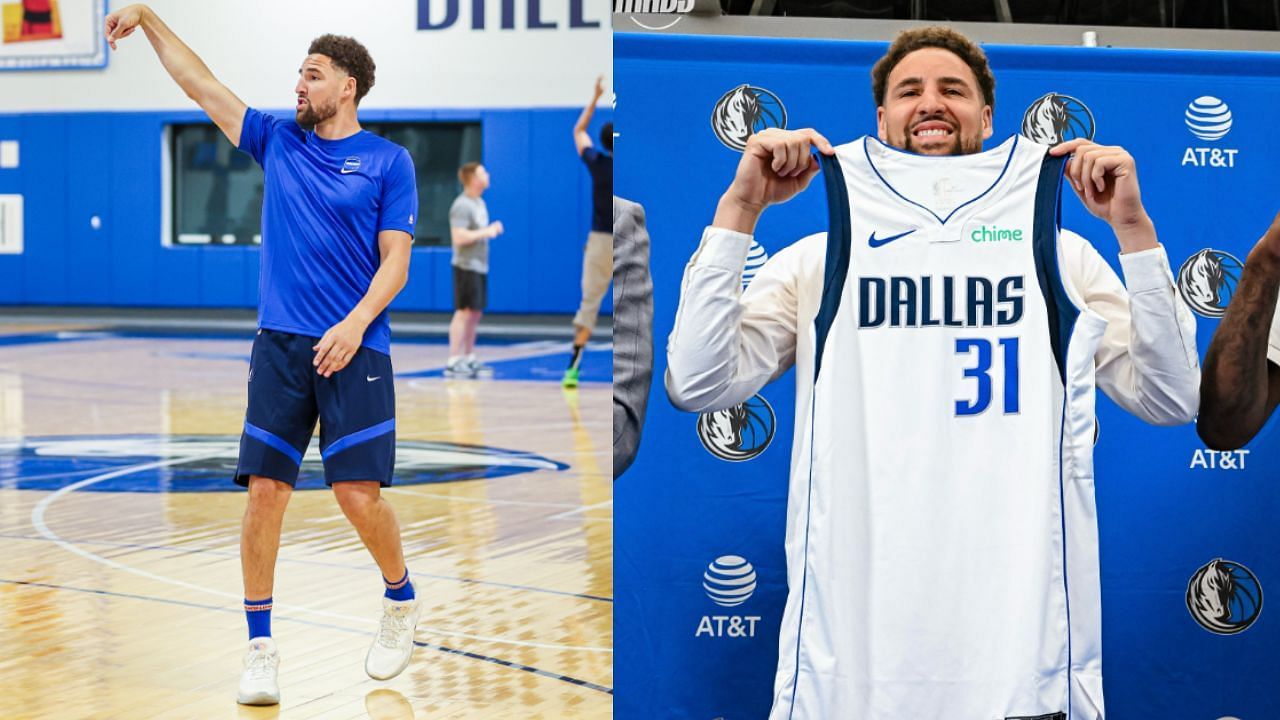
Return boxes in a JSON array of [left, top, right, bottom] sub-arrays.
[[447, 162, 503, 378], [564, 76, 614, 388]]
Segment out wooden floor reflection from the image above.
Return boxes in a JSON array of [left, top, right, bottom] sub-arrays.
[[0, 327, 612, 719]]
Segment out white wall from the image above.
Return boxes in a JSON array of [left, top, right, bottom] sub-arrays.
[[0, 0, 611, 111]]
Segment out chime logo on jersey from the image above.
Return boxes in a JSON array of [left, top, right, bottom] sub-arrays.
[[703, 555, 757, 607], [1176, 248, 1242, 318], [696, 394, 776, 461], [710, 84, 787, 152], [1186, 558, 1263, 635], [1020, 92, 1095, 145]]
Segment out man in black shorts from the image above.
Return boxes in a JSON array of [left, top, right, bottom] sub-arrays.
[[105, 3, 423, 706], [447, 162, 503, 378]]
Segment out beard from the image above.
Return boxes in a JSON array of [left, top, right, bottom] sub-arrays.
[[295, 97, 338, 130]]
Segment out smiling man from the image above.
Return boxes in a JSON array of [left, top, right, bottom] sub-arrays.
[[666, 26, 1200, 720], [104, 4, 421, 706]]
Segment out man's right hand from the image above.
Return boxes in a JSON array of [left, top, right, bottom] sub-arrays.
[[105, 4, 147, 51], [713, 128, 836, 235], [488, 221, 504, 239]]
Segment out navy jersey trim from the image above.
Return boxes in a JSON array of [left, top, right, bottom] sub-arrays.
[[863, 135, 1020, 225], [244, 422, 304, 466], [1031, 153, 1078, 383], [815, 152, 852, 381], [321, 418, 396, 460]]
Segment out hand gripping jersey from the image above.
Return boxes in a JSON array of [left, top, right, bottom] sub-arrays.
[[772, 135, 1108, 720]]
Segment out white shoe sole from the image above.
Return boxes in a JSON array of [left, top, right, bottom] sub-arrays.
[[236, 689, 280, 706], [365, 651, 414, 681]]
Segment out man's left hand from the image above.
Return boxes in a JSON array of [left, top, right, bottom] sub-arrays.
[[1050, 139, 1157, 253], [1050, 139, 1150, 228], [313, 316, 367, 378]]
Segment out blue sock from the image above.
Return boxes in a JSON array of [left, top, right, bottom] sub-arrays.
[[384, 569, 415, 602], [245, 597, 272, 640]]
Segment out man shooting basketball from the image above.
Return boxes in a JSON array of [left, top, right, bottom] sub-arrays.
[[106, 4, 421, 706], [666, 26, 1199, 720]]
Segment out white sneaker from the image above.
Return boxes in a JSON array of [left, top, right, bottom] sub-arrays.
[[466, 358, 494, 377], [443, 359, 475, 379], [365, 598, 421, 680], [236, 637, 280, 706]]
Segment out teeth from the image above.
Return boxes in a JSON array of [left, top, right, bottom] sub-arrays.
[[915, 128, 948, 137]]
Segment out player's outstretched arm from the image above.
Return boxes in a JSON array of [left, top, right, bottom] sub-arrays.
[[105, 4, 247, 147], [573, 76, 604, 156], [1197, 212, 1280, 450]]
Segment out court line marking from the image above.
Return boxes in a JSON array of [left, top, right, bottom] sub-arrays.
[[0, 532, 614, 603], [0, 578, 612, 696], [29, 457, 612, 654]]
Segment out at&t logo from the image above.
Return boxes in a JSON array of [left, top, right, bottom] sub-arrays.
[[1181, 96, 1239, 168], [1189, 448, 1249, 470], [711, 84, 787, 152], [696, 555, 762, 638], [743, 240, 769, 290], [1176, 249, 1242, 318], [1187, 558, 1263, 635]]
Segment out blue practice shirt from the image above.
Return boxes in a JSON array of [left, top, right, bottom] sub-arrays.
[[238, 107, 417, 355]]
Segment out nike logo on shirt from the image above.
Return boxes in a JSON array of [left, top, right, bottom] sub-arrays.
[[869, 229, 916, 248]]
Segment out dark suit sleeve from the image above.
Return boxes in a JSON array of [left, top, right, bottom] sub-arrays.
[[612, 197, 654, 479]]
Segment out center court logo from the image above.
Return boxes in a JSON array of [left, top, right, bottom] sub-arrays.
[[696, 394, 776, 462], [0, 435, 566, 492], [696, 555, 762, 638], [1176, 249, 1243, 318], [1186, 558, 1263, 635], [1020, 93, 1095, 145], [711, 85, 788, 152]]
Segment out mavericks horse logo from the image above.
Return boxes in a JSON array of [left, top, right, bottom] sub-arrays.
[[711, 85, 788, 152], [696, 395, 776, 461], [1186, 558, 1263, 635], [1020, 93, 1095, 144], [1177, 249, 1243, 318]]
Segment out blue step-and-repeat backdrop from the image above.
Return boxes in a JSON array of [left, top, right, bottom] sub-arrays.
[[616, 32, 1280, 719]]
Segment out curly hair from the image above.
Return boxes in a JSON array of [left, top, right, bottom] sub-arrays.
[[308, 34, 376, 105], [871, 26, 995, 111]]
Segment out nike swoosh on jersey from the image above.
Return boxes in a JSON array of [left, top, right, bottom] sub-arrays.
[[868, 229, 917, 248], [367, 375, 381, 382]]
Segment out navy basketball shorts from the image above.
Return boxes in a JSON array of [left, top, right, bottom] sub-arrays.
[[234, 329, 395, 488]]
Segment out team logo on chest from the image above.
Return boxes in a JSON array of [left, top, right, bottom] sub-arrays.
[[341, 156, 362, 174]]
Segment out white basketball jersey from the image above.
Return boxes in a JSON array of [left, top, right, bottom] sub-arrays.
[[770, 135, 1109, 720]]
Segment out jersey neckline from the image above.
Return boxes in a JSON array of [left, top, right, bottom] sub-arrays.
[[861, 134, 1021, 226]]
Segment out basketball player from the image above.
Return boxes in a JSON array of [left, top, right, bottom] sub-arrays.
[[666, 27, 1200, 720], [105, 5, 421, 706], [1197, 210, 1280, 449], [446, 162, 503, 378], [564, 77, 615, 388]]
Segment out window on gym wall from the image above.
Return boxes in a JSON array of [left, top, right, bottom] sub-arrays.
[[169, 120, 482, 248]]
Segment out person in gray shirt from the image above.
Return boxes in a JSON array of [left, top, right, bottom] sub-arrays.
[[613, 197, 653, 478], [447, 162, 503, 378]]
